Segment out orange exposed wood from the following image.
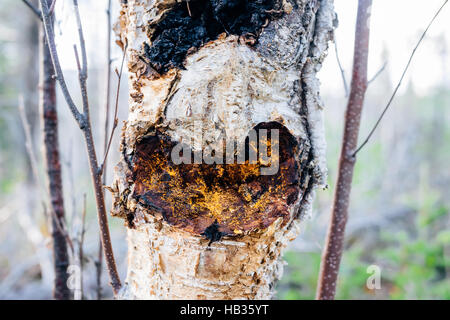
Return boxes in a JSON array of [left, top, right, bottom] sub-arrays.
[[132, 122, 301, 238]]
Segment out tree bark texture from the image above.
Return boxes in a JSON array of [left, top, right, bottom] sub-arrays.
[[39, 0, 70, 300], [112, 0, 335, 299]]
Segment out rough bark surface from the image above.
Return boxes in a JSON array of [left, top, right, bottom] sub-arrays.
[[112, 0, 335, 299]]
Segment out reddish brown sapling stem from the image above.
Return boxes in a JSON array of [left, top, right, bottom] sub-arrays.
[[316, 0, 372, 300]]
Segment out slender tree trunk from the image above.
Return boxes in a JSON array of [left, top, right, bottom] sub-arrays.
[[39, 0, 70, 300], [96, 0, 113, 300], [316, 0, 371, 300], [112, 0, 334, 299]]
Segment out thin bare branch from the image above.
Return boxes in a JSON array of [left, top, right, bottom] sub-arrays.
[[49, 0, 56, 14], [354, 0, 448, 156], [72, 0, 89, 122], [72, 0, 122, 295], [22, 0, 42, 20], [100, 43, 127, 175], [95, 235, 104, 300], [186, 0, 192, 17], [367, 61, 387, 85], [334, 36, 349, 97], [38, 0, 122, 295], [73, 0, 87, 81], [316, 0, 372, 300], [38, 0, 85, 128], [73, 44, 81, 72], [19, 95, 75, 255], [75, 193, 87, 300], [97, 0, 113, 299], [102, 0, 113, 182], [18, 95, 42, 195]]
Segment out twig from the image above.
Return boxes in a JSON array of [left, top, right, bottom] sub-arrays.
[[39, 0, 85, 129], [100, 43, 127, 175], [19, 95, 74, 255], [49, 0, 56, 14], [22, 0, 42, 20], [62, 142, 77, 231], [73, 0, 88, 86], [97, 0, 112, 299], [73, 0, 122, 295], [76, 193, 87, 300], [102, 0, 113, 183], [73, 44, 81, 72], [354, 0, 448, 156], [334, 37, 349, 97], [316, 0, 372, 300], [186, 0, 192, 17], [95, 235, 104, 300], [18, 95, 42, 196], [39, 0, 122, 296], [367, 61, 387, 85]]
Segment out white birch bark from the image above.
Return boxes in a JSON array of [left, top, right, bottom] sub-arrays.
[[111, 0, 335, 299]]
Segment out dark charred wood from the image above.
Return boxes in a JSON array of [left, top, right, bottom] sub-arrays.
[[144, 0, 284, 75]]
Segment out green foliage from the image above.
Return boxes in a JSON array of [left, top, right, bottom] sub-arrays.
[[277, 251, 321, 300], [277, 187, 450, 300]]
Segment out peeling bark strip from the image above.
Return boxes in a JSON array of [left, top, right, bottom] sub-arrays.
[[113, 0, 335, 299], [39, 0, 70, 300]]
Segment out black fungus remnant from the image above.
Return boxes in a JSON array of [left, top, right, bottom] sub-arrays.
[[201, 220, 226, 245], [144, 0, 283, 74]]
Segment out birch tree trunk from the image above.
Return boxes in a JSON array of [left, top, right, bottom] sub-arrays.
[[112, 0, 334, 300]]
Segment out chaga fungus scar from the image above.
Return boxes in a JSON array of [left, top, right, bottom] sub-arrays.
[[131, 122, 302, 241], [144, 0, 284, 75]]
